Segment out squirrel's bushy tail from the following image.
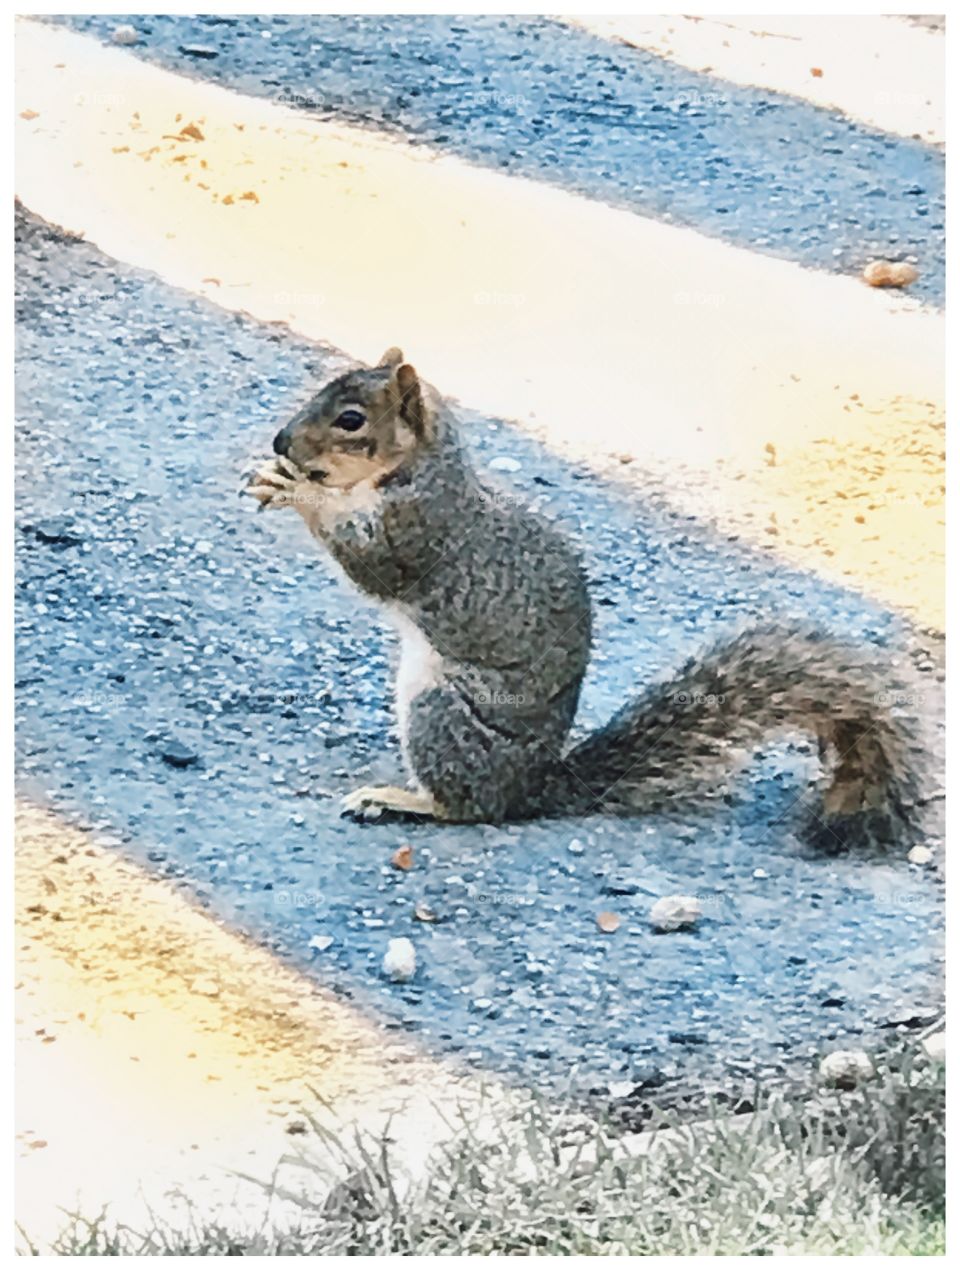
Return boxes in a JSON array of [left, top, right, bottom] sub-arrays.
[[559, 624, 925, 851]]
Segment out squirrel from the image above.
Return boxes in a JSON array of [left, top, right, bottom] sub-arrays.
[[246, 347, 923, 851]]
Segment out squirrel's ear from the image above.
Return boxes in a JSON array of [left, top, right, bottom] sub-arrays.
[[377, 346, 404, 369], [395, 363, 426, 439]]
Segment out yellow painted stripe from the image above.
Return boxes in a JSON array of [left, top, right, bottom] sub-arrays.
[[15, 19, 944, 630], [15, 800, 479, 1248], [561, 14, 944, 144]]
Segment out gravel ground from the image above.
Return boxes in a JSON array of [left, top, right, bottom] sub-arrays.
[[52, 13, 945, 306], [15, 206, 943, 1104]]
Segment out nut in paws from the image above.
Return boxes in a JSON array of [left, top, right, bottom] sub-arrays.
[[245, 456, 308, 510]]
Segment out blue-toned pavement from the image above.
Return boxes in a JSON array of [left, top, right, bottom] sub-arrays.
[[15, 208, 943, 1107]]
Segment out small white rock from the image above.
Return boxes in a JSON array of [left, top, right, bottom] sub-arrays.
[[922, 1031, 945, 1063], [907, 844, 933, 867], [112, 24, 140, 45], [382, 937, 416, 982], [308, 935, 334, 953], [567, 838, 585, 856], [753, 868, 768, 879], [819, 1048, 875, 1087], [649, 895, 702, 932], [608, 1080, 636, 1099], [489, 456, 521, 473]]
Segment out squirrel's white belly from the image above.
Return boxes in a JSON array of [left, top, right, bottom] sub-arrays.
[[387, 607, 445, 756]]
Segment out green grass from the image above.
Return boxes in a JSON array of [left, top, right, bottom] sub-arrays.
[[32, 1042, 944, 1256]]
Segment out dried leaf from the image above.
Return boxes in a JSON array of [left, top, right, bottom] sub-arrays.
[[391, 844, 414, 871]]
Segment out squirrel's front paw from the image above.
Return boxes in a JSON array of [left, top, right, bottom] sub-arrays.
[[244, 456, 307, 511]]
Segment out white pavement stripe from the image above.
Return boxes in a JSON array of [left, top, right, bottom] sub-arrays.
[[15, 799, 492, 1249], [15, 18, 944, 628], [561, 14, 944, 144]]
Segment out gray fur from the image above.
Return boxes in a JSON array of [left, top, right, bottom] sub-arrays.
[[257, 360, 925, 850]]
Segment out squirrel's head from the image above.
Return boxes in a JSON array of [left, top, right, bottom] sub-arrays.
[[271, 348, 435, 489]]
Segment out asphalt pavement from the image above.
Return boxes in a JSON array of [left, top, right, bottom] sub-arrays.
[[53, 12, 945, 306], [15, 205, 943, 1104]]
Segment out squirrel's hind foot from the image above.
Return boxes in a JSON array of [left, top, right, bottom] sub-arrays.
[[341, 784, 445, 823]]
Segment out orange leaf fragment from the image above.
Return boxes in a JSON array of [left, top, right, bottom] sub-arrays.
[[391, 844, 414, 871]]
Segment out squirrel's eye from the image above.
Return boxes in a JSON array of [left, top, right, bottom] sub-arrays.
[[333, 409, 366, 432]]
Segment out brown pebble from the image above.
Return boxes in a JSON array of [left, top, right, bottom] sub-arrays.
[[863, 260, 919, 289], [596, 911, 621, 934], [391, 844, 414, 871]]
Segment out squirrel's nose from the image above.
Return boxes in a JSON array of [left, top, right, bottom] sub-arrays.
[[272, 428, 290, 456]]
